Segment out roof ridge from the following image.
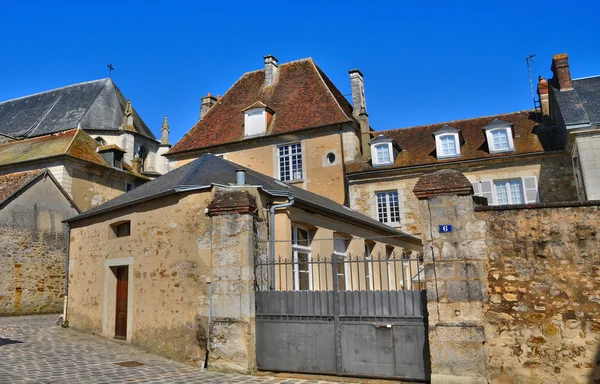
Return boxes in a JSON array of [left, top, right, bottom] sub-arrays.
[[64, 128, 85, 155], [241, 57, 314, 76], [0, 78, 111, 105], [382, 110, 535, 133]]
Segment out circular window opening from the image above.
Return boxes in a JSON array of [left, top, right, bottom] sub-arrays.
[[327, 152, 336, 164]]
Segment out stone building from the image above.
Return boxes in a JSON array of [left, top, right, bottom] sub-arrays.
[[165, 54, 590, 236], [64, 154, 421, 371], [0, 169, 79, 315]]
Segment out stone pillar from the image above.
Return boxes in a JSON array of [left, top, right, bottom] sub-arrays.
[[413, 169, 488, 384], [206, 189, 264, 373]]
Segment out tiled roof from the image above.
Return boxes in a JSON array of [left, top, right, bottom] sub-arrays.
[[168, 58, 355, 155], [0, 79, 157, 140], [552, 76, 600, 126], [67, 154, 419, 244], [0, 129, 108, 167], [347, 111, 562, 174], [0, 169, 46, 205]]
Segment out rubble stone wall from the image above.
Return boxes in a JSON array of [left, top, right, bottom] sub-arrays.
[[476, 203, 600, 383]]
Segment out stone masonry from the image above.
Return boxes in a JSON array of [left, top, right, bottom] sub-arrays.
[[414, 169, 488, 384]]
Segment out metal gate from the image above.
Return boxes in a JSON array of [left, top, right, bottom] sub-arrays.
[[255, 253, 430, 381]]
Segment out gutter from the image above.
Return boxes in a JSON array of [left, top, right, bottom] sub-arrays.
[[63, 222, 71, 324]]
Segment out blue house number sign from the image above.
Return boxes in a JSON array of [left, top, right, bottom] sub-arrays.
[[439, 224, 453, 233]]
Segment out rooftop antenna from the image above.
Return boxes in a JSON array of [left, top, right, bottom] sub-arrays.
[[525, 53, 539, 112], [107, 63, 115, 78]]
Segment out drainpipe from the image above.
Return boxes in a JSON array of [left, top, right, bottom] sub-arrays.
[[266, 190, 295, 289], [63, 222, 71, 322]]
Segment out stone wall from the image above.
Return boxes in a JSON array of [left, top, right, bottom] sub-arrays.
[[0, 176, 78, 315], [476, 203, 600, 383]]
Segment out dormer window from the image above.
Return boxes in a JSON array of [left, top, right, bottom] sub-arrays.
[[484, 119, 514, 153], [433, 125, 462, 159], [370, 134, 399, 166], [242, 101, 273, 137]]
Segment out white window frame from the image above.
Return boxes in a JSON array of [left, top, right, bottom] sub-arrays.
[[485, 127, 514, 153], [372, 142, 394, 166], [435, 133, 461, 159], [333, 234, 350, 291], [375, 191, 400, 224], [277, 143, 303, 181], [472, 176, 538, 205], [244, 108, 267, 137], [292, 225, 312, 291]]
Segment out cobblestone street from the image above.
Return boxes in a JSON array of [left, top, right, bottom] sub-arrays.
[[0, 315, 373, 384]]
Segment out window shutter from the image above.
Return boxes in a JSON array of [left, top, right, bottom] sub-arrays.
[[480, 180, 494, 205], [523, 176, 538, 203], [471, 182, 482, 196]]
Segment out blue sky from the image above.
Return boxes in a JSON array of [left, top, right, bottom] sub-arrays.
[[1, 0, 599, 144]]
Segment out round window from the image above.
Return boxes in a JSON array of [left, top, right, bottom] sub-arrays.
[[327, 152, 336, 164]]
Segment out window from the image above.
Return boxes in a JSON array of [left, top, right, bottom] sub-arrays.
[[370, 135, 397, 166], [375, 144, 391, 164], [125, 183, 133, 192], [433, 125, 461, 159], [334, 234, 349, 291], [483, 119, 514, 153], [278, 143, 303, 181], [439, 135, 458, 157], [472, 176, 538, 205], [110, 221, 131, 238], [244, 108, 267, 137], [376, 191, 400, 224], [292, 226, 311, 291], [95, 137, 107, 146]]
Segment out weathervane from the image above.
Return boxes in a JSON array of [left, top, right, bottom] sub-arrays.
[[107, 63, 115, 78]]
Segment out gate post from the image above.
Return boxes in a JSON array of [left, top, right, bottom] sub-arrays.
[[206, 189, 266, 373], [413, 170, 488, 384]]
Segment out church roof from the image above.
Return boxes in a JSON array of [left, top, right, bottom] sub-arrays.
[[0, 78, 157, 141], [168, 58, 355, 155]]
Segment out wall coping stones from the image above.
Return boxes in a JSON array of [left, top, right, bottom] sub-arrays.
[[475, 199, 600, 212], [413, 169, 473, 200]]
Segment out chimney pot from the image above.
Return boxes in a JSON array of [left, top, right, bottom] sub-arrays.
[[349, 69, 367, 118], [551, 53, 573, 91], [236, 169, 246, 186], [200, 94, 218, 120], [264, 55, 279, 87]]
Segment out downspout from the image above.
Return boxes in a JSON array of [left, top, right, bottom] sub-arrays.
[[267, 190, 295, 289], [338, 126, 350, 206], [63, 222, 71, 323]]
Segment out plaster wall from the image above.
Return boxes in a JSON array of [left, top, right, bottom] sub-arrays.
[[0, 176, 78, 315], [573, 131, 600, 200]]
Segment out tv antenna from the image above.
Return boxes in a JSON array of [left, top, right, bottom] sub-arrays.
[[526, 53, 539, 112], [107, 63, 115, 78]]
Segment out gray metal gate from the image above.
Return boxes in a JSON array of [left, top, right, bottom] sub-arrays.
[[255, 253, 430, 381]]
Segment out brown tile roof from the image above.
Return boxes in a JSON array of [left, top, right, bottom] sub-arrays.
[[168, 58, 355, 155], [346, 110, 561, 174], [0, 169, 46, 205], [0, 129, 108, 167]]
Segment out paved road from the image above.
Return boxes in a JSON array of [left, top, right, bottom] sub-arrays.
[[0, 315, 363, 384]]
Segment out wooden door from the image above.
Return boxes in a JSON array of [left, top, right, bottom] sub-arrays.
[[115, 266, 128, 340]]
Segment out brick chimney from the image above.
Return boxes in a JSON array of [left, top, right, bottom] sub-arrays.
[[200, 93, 217, 120], [349, 69, 367, 119], [537, 76, 550, 116], [264, 55, 279, 87], [551, 54, 573, 91]]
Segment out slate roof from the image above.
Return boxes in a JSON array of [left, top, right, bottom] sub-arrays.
[[347, 111, 562, 174], [0, 79, 157, 140], [0, 169, 46, 205], [552, 76, 600, 126], [168, 58, 355, 155], [67, 154, 418, 243]]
